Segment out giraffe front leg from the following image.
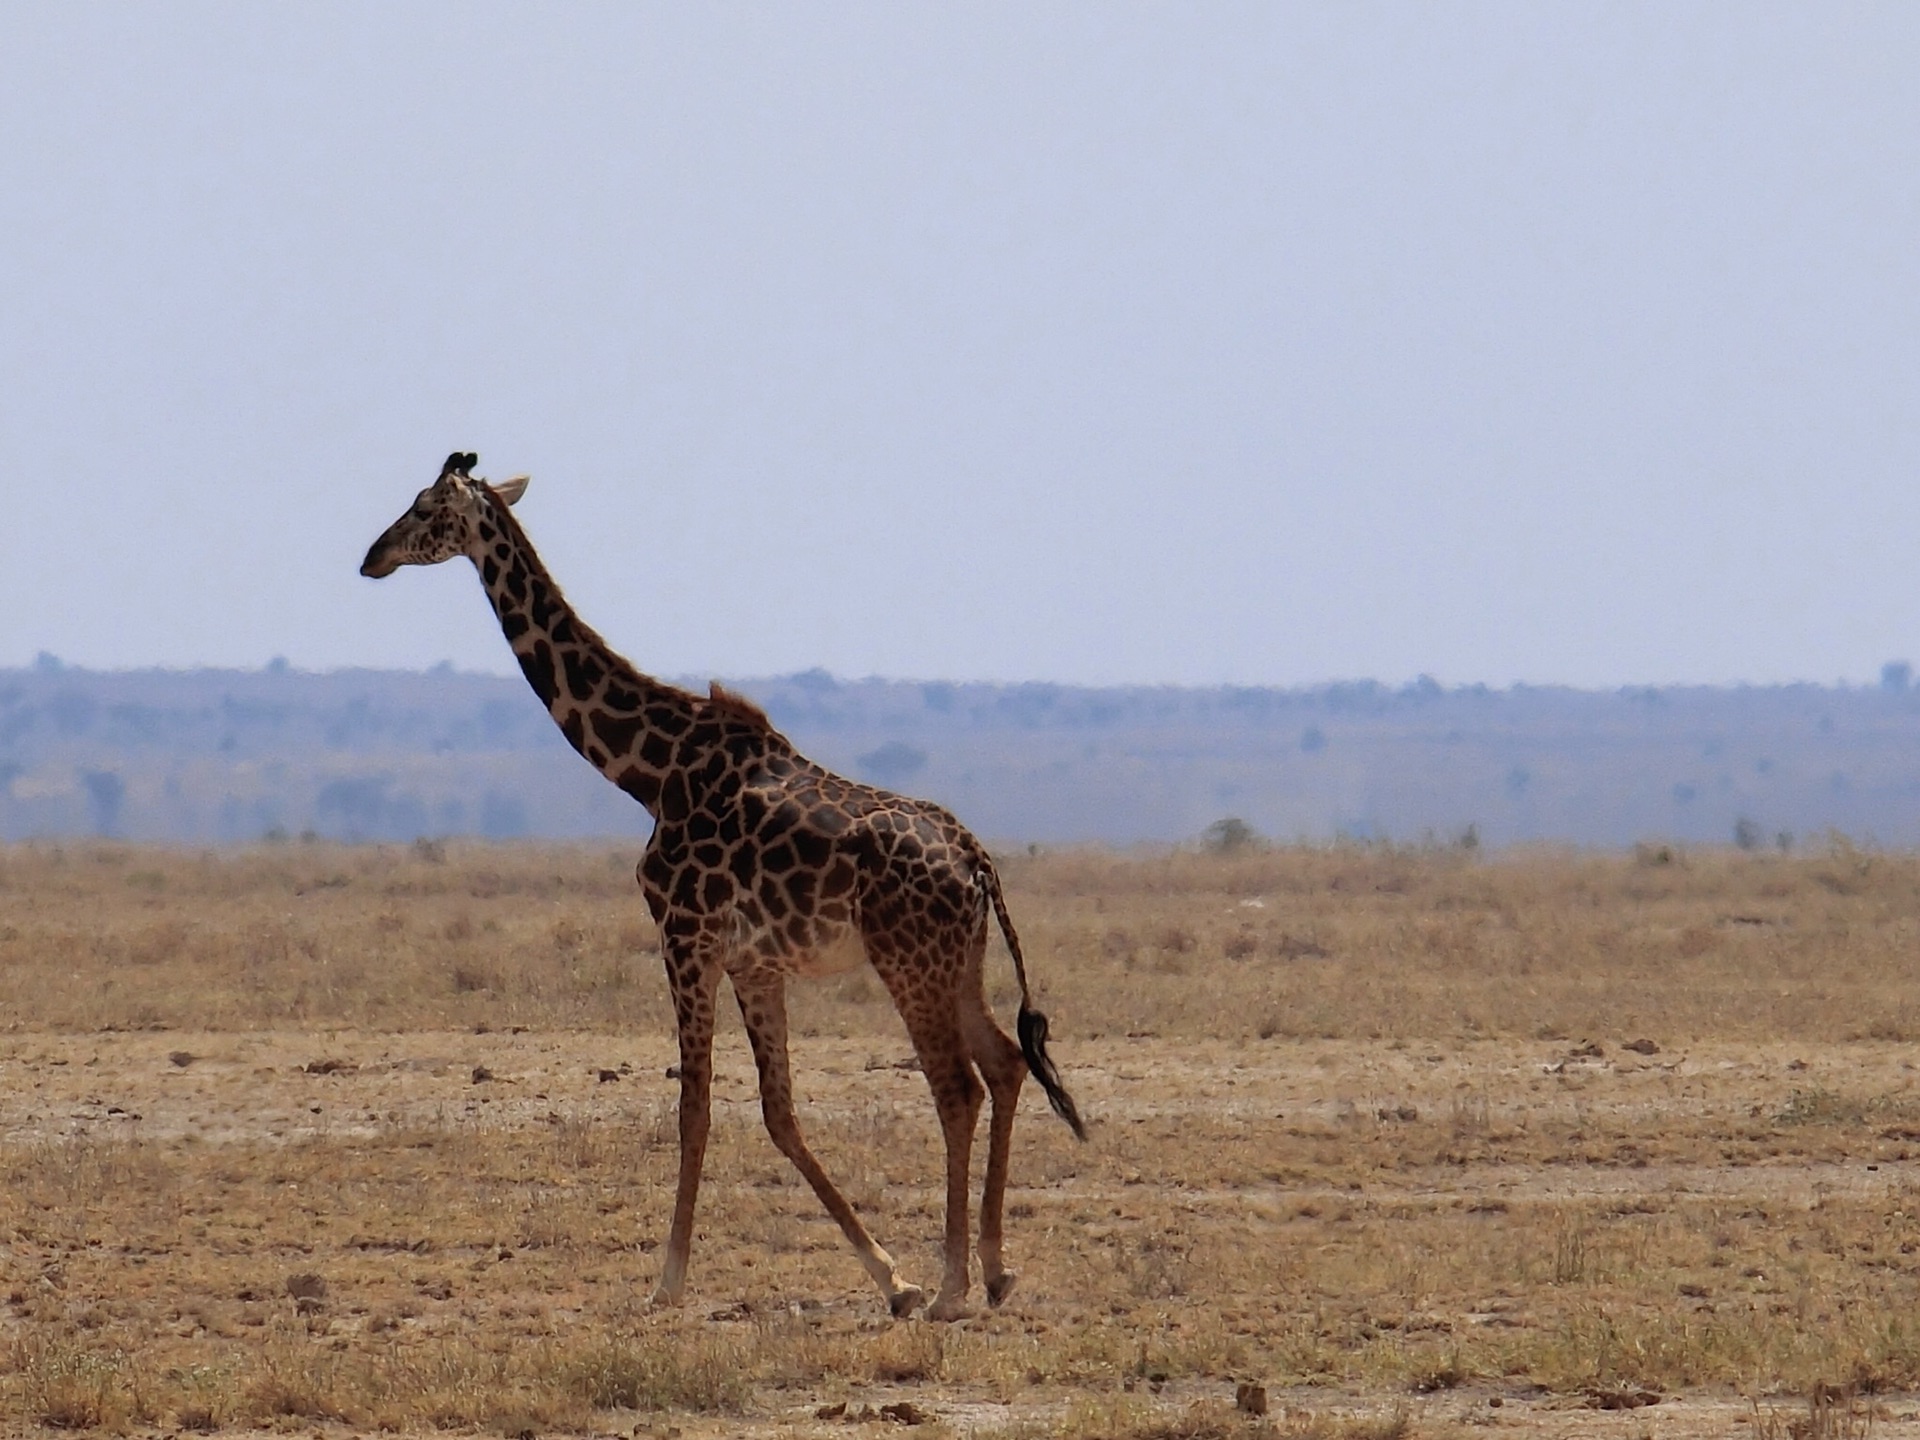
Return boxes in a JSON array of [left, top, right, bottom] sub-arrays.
[[652, 958, 719, 1307], [734, 976, 924, 1317]]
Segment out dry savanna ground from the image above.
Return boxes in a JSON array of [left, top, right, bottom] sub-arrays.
[[6, 839, 1920, 1436]]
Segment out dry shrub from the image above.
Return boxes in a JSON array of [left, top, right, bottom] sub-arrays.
[[1751, 1387, 1877, 1440], [17, 1342, 150, 1431], [1153, 923, 1198, 955], [559, 1336, 752, 1413], [241, 1341, 349, 1421], [451, 963, 499, 994]]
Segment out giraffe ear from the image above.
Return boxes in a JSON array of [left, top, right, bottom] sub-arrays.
[[488, 474, 530, 506]]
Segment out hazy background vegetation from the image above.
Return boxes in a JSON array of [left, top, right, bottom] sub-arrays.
[[10, 660, 1920, 849]]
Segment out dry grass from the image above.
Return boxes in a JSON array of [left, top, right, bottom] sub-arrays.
[[9, 836, 1920, 1044], [5, 840, 1920, 1434]]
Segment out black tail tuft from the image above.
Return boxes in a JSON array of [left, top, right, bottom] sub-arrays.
[[1018, 1003, 1088, 1142]]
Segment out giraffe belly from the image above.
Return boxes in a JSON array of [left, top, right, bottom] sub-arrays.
[[787, 923, 870, 979], [726, 909, 869, 980]]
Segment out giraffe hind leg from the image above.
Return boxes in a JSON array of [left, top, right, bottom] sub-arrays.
[[963, 999, 1027, 1307], [896, 1002, 985, 1322], [733, 976, 923, 1317]]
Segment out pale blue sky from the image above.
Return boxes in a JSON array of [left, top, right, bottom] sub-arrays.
[[4, 5, 1917, 687]]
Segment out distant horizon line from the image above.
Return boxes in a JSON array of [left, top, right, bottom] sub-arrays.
[[4, 652, 1916, 698]]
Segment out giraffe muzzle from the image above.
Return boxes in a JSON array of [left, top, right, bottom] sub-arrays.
[[360, 540, 400, 579]]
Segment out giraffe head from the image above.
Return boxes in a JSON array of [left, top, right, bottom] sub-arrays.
[[361, 452, 531, 578]]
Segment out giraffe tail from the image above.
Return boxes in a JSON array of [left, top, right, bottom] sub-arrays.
[[981, 859, 1088, 1141]]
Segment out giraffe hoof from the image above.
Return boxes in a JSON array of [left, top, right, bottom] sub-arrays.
[[647, 1284, 685, 1310], [927, 1295, 974, 1323], [888, 1285, 926, 1319], [986, 1271, 1018, 1308]]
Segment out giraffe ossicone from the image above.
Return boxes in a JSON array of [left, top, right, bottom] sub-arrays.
[[361, 453, 1087, 1319]]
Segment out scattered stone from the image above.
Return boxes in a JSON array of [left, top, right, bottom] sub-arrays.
[[1622, 1038, 1661, 1055], [878, 1402, 928, 1425], [597, 1068, 621, 1083], [471, 1066, 494, 1083], [303, 1058, 356, 1075], [168, 1051, 195, 1068], [1584, 1386, 1662, 1410], [815, 1402, 847, 1420], [1412, 1362, 1466, 1393], [1568, 1040, 1604, 1059], [1235, 1382, 1269, 1415], [665, 1064, 682, 1080]]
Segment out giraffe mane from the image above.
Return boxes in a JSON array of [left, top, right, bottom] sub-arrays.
[[704, 682, 774, 731]]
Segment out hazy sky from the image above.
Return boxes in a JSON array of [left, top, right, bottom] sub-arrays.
[[4, 5, 1917, 688]]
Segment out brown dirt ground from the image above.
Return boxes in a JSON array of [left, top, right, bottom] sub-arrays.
[[5, 1027, 1920, 1436], [8, 842, 1920, 1436]]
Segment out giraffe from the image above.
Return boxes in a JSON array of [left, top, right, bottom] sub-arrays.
[[361, 452, 1086, 1320]]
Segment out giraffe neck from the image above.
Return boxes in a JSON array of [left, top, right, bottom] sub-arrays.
[[469, 492, 701, 816]]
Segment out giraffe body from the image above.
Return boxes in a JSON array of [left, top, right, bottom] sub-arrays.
[[362, 453, 1085, 1319]]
